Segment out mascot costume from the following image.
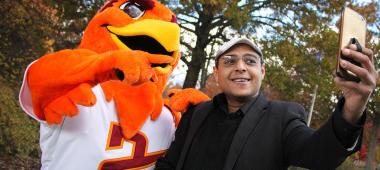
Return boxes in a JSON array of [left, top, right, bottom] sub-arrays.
[[19, 0, 209, 169]]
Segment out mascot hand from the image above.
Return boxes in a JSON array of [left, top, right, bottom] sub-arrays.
[[28, 49, 157, 124], [43, 83, 96, 124], [101, 81, 163, 139], [165, 88, 210, 126], [97, 50, 154, 85]]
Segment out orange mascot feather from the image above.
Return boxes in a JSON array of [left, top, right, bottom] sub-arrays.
[[19, 0, 209, 169]]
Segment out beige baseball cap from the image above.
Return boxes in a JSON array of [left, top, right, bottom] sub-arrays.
[[215, 37, 263, 65]]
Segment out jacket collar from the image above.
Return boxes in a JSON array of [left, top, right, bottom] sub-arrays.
[[213, 93, 260, 116]]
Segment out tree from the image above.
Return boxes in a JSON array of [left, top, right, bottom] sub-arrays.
[[44, 0, 106, 50], [0, 1, 60, 165], [0, 0, 106, 88], [162, 0, 349, 88], [0, 0, 59, 87], [0, 77, 40, 162]]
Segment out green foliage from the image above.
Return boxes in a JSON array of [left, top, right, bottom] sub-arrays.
[[162, 0, 371, 89], [0, 78, 39, 158], [44, 0, 106, 50], [0, 0, 105, 87], [0, 0, 57, 87]]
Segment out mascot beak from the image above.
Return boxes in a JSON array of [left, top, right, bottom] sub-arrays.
[[106, 19, 180, 74]]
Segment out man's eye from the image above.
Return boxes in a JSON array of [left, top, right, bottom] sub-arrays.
[[120, 2, 145, 19], [244, 58, 256, 65], [223, 58, 236, 65]]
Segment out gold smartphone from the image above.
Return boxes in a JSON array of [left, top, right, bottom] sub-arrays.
[[336, 7, 367, 82]]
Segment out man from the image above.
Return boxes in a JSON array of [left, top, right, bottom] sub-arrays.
[[155, 37, 378, 169]]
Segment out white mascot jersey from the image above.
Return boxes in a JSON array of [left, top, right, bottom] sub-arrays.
[[19, 65, 176, 170]]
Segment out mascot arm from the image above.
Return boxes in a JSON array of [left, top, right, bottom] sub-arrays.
[[25, 49, 156, 124], [165, 88, 210, 126]]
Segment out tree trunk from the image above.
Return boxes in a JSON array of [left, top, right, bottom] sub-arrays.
[[182, 12, 213, 88], [183, 46, 206, 88], [182, 53, 201, 88], [365, 114, 380, 170], [200, 56, 211, 88]]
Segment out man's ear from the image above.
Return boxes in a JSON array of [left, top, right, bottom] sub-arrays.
[[213, 66, 218, 83], [261, 64, 266, 80]]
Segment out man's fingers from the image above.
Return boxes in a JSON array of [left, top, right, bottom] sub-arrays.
[[340, 58, 377, 88], [340, 45, 377, 86], [334, 77, 369, 95], [339, 59, 368, 80], [335, 77, 359, 89], [335, 75, 375, 96], [341, 47, 376, 77], [346, 44, 374, 62]]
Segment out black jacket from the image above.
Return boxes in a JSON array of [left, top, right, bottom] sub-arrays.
[[156, 93, 363, 170]]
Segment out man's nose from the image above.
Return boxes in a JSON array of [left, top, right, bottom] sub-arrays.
[[234, 59, 247, 72]]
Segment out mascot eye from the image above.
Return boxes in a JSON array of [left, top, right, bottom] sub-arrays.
[[120, 2, 145, 19]]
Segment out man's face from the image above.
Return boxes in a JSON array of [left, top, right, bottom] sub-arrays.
[[214, 44, 265, 99]]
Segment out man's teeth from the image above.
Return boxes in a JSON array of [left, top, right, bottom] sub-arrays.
[[233, 78, 249, 82]]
